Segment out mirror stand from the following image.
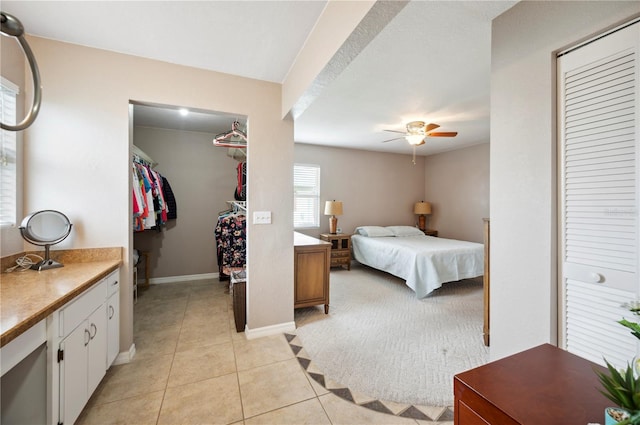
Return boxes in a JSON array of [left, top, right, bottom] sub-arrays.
[[31, 244, 64, 271], [19, 210, 72, 271]]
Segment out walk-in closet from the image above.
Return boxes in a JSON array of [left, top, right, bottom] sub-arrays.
[[130, 102, 248, 317]]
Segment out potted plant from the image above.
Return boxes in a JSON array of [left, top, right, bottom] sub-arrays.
[[595, 302, 640, 425]]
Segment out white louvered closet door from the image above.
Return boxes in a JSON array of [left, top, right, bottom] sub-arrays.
[[558, 21, 640, 369]]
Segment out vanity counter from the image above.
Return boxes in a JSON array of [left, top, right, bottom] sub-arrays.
[[1, 248, 122, 347]]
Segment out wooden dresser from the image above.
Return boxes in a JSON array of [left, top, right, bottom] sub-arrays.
[[454, 344, 610, 425], [294, 232, 331, 313], [319, 233, 351, 270]]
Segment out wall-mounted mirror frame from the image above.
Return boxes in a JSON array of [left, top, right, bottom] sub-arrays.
[[19, 210, 72, 270]]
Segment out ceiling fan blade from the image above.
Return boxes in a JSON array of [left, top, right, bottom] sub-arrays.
[[425, 123, 440, 132], [383, 129, 408, 134], [427, 131, 458, 137], [381, 136, 404, 143], [416, 140, 426, 146]]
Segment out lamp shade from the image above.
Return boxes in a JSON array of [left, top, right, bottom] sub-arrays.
[[414, 202, 432, 215], [324, 200, 343, 216]]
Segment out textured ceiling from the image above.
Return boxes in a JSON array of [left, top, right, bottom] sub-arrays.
[[1, 1, 516, 156]]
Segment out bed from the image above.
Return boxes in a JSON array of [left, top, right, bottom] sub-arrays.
[[351, 225, 484, 298]]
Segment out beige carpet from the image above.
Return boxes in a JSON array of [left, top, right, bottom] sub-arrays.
[[294, 263, 488, 408]]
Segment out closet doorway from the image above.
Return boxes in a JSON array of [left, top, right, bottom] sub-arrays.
[[130, 101, 247, 297]]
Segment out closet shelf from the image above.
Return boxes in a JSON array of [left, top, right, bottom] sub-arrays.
[[227, 201, 246, 212], [132, 144, 157, 167]]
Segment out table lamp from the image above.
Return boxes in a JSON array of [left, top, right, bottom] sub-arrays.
[[324, 200, 343, 234], [414, 201, 431, 231]]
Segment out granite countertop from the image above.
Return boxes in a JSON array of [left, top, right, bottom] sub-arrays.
[[0, 248, 122, 348]]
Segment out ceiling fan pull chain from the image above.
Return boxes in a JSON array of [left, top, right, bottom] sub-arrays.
[[412, 146, 416, 165]]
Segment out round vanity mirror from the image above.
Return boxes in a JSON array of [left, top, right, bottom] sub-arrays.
[[19, 210, 72, 270]]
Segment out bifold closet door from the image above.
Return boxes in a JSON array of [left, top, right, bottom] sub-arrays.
[[558, 21, 640, 368]]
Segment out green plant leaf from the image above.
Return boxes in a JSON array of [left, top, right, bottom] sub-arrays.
[[619, 319, 640, 340], [596, 360, 640, 410]]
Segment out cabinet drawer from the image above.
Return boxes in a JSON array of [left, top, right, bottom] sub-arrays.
[[458, 400, 491, 424], [332, 251, 350, 258], [59, 279, 107, 338], [106, 270, 119, 297], [331, 257, 350, 265]]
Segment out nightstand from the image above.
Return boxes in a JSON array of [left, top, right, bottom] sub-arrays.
[[423, 229, 438, 237], [319, 233, 351, 270]]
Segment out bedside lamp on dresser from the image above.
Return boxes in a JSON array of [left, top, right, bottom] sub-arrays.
[[414, 201, 432, 231], [324, 200, 343, 234]]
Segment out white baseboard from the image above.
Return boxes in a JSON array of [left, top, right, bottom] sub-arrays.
[[147, 272, 219, 285], [113, 343, 136, 365], [245, 321, 296, 340]]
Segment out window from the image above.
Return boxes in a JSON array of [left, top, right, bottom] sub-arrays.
[[0, 77, 18, 226], [293, 164, 320, 228]]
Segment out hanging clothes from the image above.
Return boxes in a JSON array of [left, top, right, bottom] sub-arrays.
[[235, 162, 246, 201], [132, 160, 175, 232], [215, 208, 246, 280], [162, 176, 177, 220]]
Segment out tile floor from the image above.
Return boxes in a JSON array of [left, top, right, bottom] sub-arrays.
[[77, 279, 451, 424]]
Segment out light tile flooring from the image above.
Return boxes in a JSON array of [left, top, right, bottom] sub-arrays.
[[78, 279, 450, 424]]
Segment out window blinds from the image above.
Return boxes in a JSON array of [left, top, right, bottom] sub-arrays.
[[0, 77, 18, 226], [293, 164, 320, 228]]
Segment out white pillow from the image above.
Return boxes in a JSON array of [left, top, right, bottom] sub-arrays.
[[355, 226, 395, 237], [386, 225, 425, 237]]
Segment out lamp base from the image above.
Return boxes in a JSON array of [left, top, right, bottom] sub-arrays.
[[329, 216, 338, 234], [418, 215, 426, 231]]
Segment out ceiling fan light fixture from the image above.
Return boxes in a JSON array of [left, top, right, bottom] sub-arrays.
[[405, 134, 425, 145], [406, 121, 425, 133]]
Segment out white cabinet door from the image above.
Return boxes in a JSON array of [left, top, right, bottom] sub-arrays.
[[55, 269, 120, 425], [107, 290, 120, 367], [558, 22, 640, 368], [87, 304, 107, 396], [59, 324, 90, 425]]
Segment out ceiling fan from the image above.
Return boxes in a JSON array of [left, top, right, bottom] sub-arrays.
[[381, 120, 458, 164], [382, 120, 458, 145]]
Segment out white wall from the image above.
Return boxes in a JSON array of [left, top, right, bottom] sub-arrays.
[[24, 35, 294, 352], [294, 143, 425, 237], [294, 143, 490, 245], [424, 143, 489, 243], [490, 1, 640, 360]]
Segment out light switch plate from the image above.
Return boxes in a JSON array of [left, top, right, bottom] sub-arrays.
[[253, 211, 271, 224]]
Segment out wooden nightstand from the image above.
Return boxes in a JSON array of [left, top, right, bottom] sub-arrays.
[[423, 229, 438, 237], [319, 233, 351, 270]]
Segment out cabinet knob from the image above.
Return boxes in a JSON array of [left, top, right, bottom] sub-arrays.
[[589, 272, 604, 283]]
